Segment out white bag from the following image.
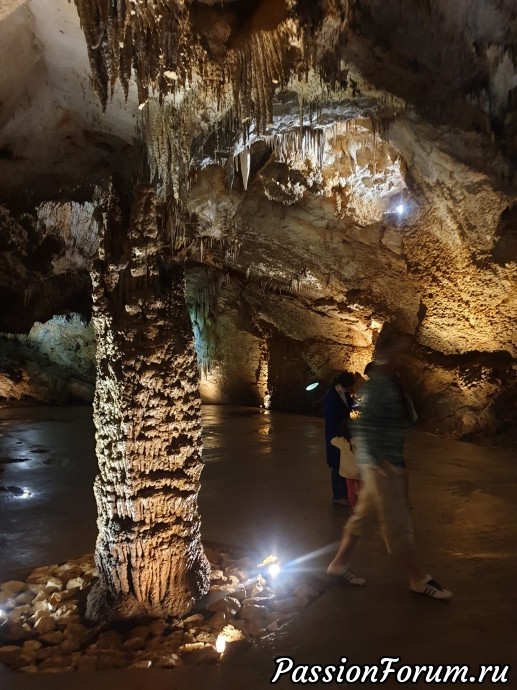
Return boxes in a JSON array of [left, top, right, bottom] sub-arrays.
[[331, 436, 360, 480]]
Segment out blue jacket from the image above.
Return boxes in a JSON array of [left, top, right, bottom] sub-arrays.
[[324, 386, 353, 467]]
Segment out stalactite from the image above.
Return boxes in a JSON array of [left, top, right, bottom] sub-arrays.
[[302, 0, 351, 93], [74, 0, 199, 109], [73, 0, 363, 193], [224, 19, 298, 137], [240, 149, 250, 191], [243, 268, 292, 297], [265, 126, 328, 170], [143, 95, 201, 201]]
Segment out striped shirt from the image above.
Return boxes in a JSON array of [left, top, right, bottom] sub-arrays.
[[353, 369, 411, 468]]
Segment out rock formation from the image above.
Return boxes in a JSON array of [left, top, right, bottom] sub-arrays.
[[1, 0, 515, 442]]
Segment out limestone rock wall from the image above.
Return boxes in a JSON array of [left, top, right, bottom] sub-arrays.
[[0, 329, 94, 405], [182, 116, 517, 442], [0, 202, 97, 404], [0, 202, 96, 333], [1, 0, 517, 445]]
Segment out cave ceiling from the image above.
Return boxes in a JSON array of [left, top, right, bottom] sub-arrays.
[[1, 0, 517, 438]]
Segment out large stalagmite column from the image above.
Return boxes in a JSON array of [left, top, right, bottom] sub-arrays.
[[87, 179, 210, 622]]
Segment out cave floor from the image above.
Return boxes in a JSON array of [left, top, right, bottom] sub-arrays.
[[0, 405, 515, 688]]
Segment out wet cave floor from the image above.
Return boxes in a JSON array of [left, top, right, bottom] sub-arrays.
[[0, 405, 515, 689]]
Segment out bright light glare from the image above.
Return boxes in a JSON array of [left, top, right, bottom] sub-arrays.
[[305, 382, 319, 391], [282, 543, 336, 569], [396, 204, 405, 215], [0, 610, 7, 627], [257, 554, 281, 579], [268, 562, 281, 578], [215, 634, 226, 654], [20, 489, 32, 499]]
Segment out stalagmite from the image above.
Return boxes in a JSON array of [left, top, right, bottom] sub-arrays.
[[86, 178, 210, 622]]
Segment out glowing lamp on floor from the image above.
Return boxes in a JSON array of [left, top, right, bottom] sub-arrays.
[[257, 554, 281, 579], [215, 634, 227, 654], [268, 562, 281, 579]]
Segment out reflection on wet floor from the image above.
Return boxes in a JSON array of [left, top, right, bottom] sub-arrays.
[[0, 404, 516, 687], [0, 436, 53, 503], [202, 453, 225, 464], [0, 432, 66, 468], [1, 404, 516, 607], [0, 406, 97, 582], [0, 486, 33, 498], [0, 457, 30, 464]]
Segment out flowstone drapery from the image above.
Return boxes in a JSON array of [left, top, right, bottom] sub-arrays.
[[87, 179, 210, 621]]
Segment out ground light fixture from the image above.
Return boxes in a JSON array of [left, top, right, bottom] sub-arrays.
[[257, 554, 281, 580], [215, 634, 227, 654], [305, 382, 319, 391], [268, 562, 281, 578]]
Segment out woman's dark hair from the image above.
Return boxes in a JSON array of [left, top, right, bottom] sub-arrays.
[[334, 371, 355, 388]]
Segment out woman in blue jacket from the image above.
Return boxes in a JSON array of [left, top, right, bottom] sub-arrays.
[[323, 371, 355, 506]]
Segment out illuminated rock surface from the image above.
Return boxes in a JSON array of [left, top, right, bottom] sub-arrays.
[[0, 0, 515, 443], [0, 548, 322, 673]]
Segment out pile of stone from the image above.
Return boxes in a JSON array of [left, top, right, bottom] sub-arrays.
[[0, 545, 324, 673]]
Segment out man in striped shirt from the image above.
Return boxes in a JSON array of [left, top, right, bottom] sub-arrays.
[[326, 335, 452, 600]]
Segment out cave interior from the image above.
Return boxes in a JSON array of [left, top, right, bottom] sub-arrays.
[[0, 0, 517, 440], [1, 0, 516, 443], [0, 0, 516, 682]]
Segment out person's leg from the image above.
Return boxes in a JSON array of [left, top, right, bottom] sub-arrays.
[[329, 527, 360, 567], [398, 462, 411, 508], [394, 542, 452, 599], [376, 467, 452, 599], [327, 528, 365, 585], [327, 467, 377, 585], [345, 477, 357, 507], [375, 468, 418, 567], [330, 464, 348, 503]]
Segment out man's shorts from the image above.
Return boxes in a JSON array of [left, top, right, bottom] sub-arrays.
[[345, 464, 414, 555]]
